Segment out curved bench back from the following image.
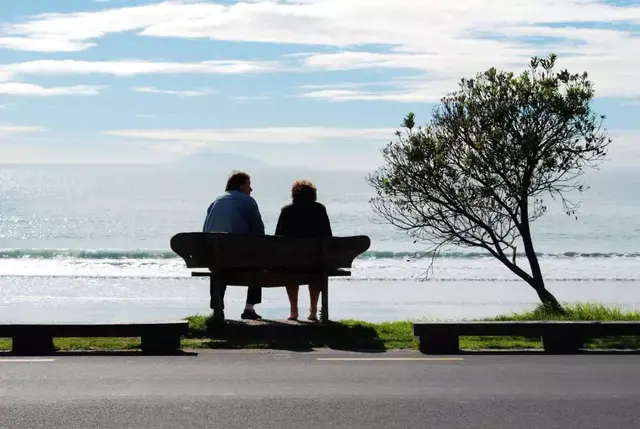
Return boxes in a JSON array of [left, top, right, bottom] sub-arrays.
[[170, 233, 371, 271]]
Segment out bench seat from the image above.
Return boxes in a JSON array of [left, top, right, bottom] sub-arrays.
[[191, 268, 351, 287], [171, 232, 371, 323], [413, 321, 640, 354], [0, 322, 189, 355]]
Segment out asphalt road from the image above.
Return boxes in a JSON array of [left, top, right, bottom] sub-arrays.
[[0, 350, 639, 429]]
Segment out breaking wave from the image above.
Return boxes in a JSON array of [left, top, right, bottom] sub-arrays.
[[1, 249, 640, 260]]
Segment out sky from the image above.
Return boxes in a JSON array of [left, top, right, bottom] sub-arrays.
[[1, 0, 640, 169]]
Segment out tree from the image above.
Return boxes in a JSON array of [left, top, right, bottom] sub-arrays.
[[367, 54, 611, 311]]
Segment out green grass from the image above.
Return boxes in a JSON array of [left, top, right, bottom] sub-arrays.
[[0, 337, 141, 352], [487, 302, 640, 322], [473, 303, 640, 350], [1, 303, 639, 352]]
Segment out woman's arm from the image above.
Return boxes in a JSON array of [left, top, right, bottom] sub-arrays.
[[319, 204, 333, 237], [275, 207, 288, 236]]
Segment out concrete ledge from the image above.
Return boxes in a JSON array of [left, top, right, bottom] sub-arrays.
[[0, 322, 189, 355], [413, 321, 640, 354]]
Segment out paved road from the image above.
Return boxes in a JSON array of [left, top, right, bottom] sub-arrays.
[[0, 350, 639, 429]]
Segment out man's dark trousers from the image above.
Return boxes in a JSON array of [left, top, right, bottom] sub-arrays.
[[211, 285, 262, 310]]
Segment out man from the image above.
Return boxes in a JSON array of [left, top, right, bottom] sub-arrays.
[[202, 170, 264, 320]]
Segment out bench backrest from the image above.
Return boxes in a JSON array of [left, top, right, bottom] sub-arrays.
[[170, 232, 371, 271]]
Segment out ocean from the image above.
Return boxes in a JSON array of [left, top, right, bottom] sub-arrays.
[[1, 163, 639, 323]]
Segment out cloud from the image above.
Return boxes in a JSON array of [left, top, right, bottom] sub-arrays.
[[299, 78, 455, 102], [301, 88, 420, 102], [0, 104, 6, 110], [0, 60, 279, 81], [102, 126, 640, 168], [132, 86, 216, 97], [298, 46, 640, 99], [0, 37, 90, 52], [0, 125, 44, 139], [4, 1, 640, 50], [103, 126, 396, 160], [0, 82, 102, 96], [104, 126, 394, 144], [104, 126, 394, 154], [1, 1, 640, 100], [231, 95, 271, 102]]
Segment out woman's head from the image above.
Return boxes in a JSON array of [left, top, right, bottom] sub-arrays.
[[291, 179, 317, 202]]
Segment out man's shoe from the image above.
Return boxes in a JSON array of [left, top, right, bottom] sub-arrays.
[[241, 310, 262, 320], [210, 311, 225, 323]]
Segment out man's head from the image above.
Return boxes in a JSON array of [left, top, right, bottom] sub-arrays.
[[225, 170, 252, 195]]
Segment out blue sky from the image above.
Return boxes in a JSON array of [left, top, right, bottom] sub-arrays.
[[1, 0, 640, 169]]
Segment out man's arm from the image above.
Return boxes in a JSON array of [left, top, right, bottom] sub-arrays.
[[202, 203, 214, 232], [246, 197, 265, 235]]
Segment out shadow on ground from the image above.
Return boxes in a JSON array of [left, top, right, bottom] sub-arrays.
[[194, 318, 388, 353]]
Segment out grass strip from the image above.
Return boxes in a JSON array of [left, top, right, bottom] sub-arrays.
[[1, 303, 639, 352]]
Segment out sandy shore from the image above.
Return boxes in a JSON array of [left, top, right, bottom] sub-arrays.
[[1, 276, 640, 323]]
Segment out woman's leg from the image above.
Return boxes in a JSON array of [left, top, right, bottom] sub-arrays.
[[286, 285, 300, 320], [308, 283, 321, 321]]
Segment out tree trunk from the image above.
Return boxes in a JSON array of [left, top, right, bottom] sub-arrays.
[[530, 276, 564, 313], [518, 201, 564, 313], [495, 254, 564, 313]]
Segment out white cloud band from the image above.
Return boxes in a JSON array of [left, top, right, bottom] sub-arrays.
[[0, 82, 102, 96], [2, 1, 640, 100]]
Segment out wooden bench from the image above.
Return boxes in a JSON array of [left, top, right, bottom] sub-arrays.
[[0, 322, 189, 355], [170, 232, 371, 324], [413, 321, 640, 354]]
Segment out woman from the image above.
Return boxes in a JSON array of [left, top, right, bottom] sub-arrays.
[[275, 179, 332, 321]]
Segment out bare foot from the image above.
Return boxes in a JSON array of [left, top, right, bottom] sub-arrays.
[[307, 313, 318, 322], [288, 312, 299, 321]]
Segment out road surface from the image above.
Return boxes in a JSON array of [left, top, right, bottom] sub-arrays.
[[0, 350, 639, 428]]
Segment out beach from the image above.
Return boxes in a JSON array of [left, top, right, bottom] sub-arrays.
[[2, 276, 640, 324]]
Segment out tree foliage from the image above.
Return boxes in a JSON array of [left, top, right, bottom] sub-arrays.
[[367, 54, 611, 310]]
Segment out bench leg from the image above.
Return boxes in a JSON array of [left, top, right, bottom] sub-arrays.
[[418, 335, 460, 354], [209, 276, 224, 322], [141, 334, 181, 354], [12, 335, 55, 355], [320, 276, 329, 324], [542, 335, 584, 354]]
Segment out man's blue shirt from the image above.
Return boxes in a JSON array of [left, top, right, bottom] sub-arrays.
[[202, 191, 265, 235]]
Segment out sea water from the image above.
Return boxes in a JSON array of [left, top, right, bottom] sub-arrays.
[[1, 164, 639, 323]]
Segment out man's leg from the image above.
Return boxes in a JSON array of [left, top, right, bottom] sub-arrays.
[[211, 283, 227, 321], [241, 287, 262, 320]]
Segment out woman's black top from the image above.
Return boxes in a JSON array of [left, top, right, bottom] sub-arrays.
[[274, 200, 333, 238]]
